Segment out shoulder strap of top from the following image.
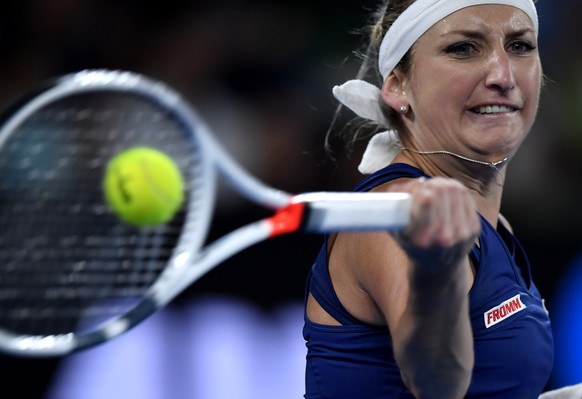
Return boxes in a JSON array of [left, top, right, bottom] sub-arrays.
[[354, 163, 429, 193], [306, 236, 365, 325]]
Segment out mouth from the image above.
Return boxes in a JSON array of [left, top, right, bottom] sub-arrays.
[[470, 105, 518, 115]]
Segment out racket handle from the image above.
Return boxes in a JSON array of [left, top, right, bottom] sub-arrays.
[[296, 192, 411, 232]]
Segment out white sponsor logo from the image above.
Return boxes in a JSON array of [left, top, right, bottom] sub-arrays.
[[484, 294, 526, 328]]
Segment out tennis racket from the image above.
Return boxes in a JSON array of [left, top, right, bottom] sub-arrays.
[[0, 69, 411, 357]]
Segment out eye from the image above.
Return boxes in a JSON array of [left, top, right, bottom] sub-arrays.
[[508, 40, 537, 54], [444, 41, 478, 58]]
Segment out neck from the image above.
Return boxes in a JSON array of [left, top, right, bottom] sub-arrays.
[[393, 148, 507, 222], [400, 146, 509, 170]]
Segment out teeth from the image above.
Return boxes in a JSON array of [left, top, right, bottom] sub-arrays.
[[474, 105, 515, 114]]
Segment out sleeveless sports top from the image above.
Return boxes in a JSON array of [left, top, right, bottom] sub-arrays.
[[303, 163, 553, 399]]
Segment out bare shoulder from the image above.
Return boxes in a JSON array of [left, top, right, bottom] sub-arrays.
[[328, 178, 414, 327], [329, 229, 409, 327]]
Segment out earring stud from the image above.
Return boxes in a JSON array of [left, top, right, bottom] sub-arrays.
[[400, 105, 408, 113]]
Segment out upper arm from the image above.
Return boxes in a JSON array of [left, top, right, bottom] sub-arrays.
[[326, 178, 418, 330], [356, 232, 412, 331], [327, 214, 413, 331]]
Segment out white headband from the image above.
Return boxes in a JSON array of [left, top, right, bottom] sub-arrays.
[[332, 0, 539, 174], [379, 0, 538, 79]]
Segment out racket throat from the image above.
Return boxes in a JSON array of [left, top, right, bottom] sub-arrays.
[[267, 202, 307, 237]]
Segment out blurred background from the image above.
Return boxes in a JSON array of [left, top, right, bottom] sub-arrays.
[[0, 0, 580, 397]]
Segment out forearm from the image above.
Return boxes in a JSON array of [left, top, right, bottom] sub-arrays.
[[379, 177, 479, 398], [394, 264, 474, 399]]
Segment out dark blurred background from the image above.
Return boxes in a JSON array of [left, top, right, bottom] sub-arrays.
[[0, 0, 581, 397]]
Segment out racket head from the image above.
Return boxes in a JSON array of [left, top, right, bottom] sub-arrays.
[[0, 70, 215, 356]]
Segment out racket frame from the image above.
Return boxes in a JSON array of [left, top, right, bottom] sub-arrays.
[[0, 70, 410, 357]]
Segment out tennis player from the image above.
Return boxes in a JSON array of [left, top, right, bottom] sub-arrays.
[[303, 1, 578, 397]]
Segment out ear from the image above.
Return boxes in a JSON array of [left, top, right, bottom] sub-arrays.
[[381, 71, 409, 113]]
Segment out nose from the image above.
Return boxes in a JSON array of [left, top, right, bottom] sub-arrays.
[[484, 49, 516, 93]]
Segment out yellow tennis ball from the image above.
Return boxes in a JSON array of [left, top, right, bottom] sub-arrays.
[[103, 147, 184, 227]]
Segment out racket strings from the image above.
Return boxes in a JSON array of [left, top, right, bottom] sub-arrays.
[[0, 91, 208, 336]]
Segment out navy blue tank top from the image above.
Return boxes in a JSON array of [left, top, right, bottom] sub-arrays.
[[303, 163, 553, 398]]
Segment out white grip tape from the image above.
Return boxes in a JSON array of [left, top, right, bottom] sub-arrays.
[[294, 192, 411, 232]]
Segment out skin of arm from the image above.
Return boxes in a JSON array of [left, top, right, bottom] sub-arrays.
[[329, 177, 479, 399]]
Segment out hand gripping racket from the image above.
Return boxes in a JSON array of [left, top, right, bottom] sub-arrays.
[[0, 70, 411, 357]]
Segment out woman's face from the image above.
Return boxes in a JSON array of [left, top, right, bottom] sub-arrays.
[[399, 5, 541, 163]]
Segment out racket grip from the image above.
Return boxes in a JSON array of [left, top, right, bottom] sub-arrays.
[[295, 192, 411, 232]]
